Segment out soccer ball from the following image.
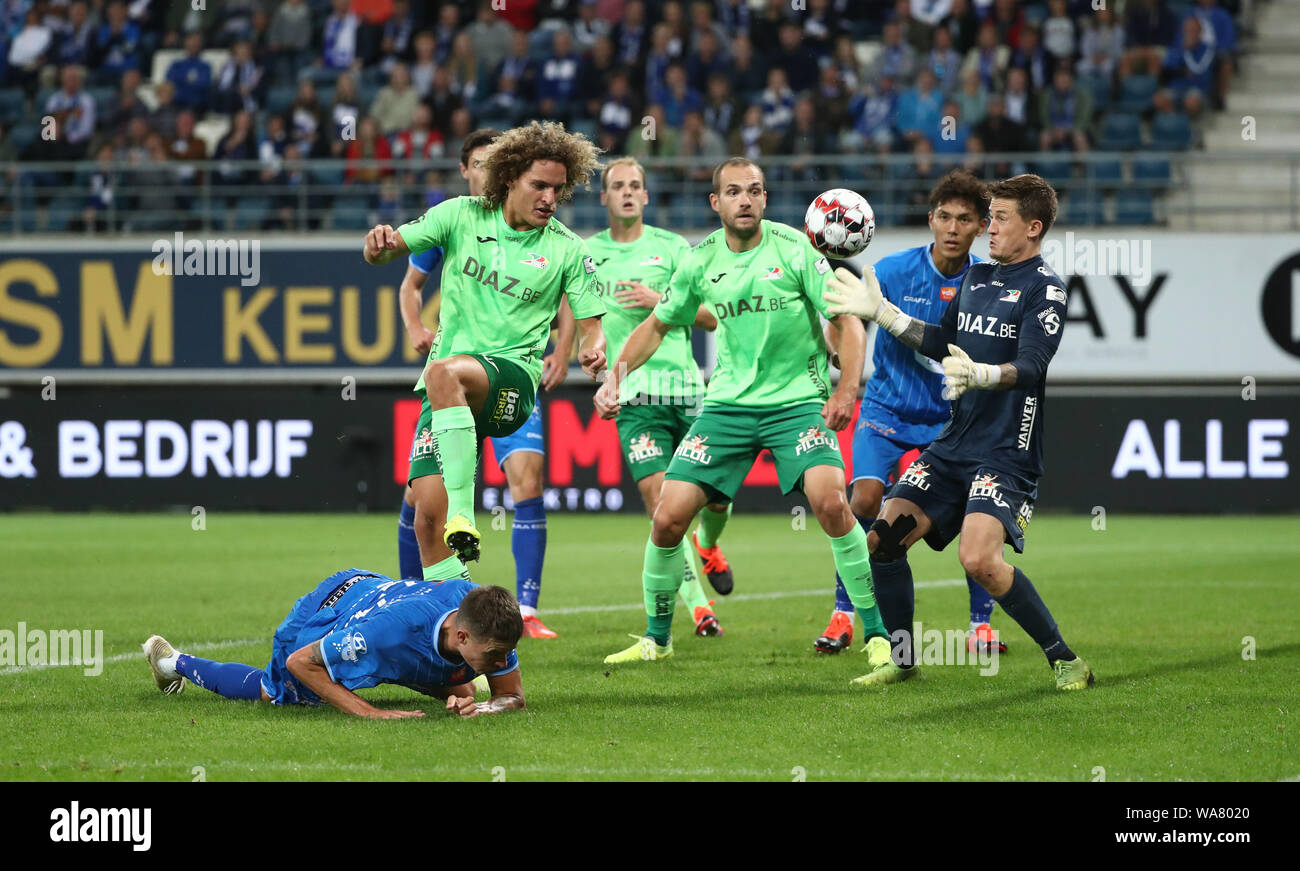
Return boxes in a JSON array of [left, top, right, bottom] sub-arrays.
[[804, 188, 875, 259]]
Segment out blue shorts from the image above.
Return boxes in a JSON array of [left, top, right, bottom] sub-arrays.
[[488, 401, 544, 469], [886, 448, 1037, 555], [260, 568, 382, 706], [851, 400, 946, 485]]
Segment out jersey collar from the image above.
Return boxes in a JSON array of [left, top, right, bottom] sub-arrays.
[[432, 607, 465, 667], [990, 253, 1044, 279]]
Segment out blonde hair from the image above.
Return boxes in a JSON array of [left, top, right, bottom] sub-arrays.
[[479, 121, 604, 210], [601, 156, 647, 189]]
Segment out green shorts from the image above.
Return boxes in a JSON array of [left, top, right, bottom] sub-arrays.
[[408, 353, 536, 482], [665, 402, 844, 503], [616, 397, 702, 482]]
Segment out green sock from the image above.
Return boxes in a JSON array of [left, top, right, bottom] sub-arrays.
[[694, 503, 731, 549], [643, 537, 685, 645], [431, 405, 477, 521], [424, 555, 470, 582], [829, 523, 887, 639], [677, 547, 709, 612]]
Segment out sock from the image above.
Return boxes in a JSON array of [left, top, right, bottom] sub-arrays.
[[832, 513, 873, 614], [967, 574, 995, 626], [512, 496, 546, 614], [694, 503, 731, 549], [642, 537, 685, 645], [423, 554, 471, 582], [994, 567, 1075, 665], [869, 556, 916, 667], [677, 546, 710, 612], [174, 654, 263, 700], [828, 523, 887, 639], [398, 500, 421, 580], [431, 405, 477, 521]]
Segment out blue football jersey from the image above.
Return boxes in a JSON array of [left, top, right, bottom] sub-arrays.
[[310, 575, 518, 693], [409, 247, 442, 276], [927, 254, 1068, 479], [864, 243, 977, 425]]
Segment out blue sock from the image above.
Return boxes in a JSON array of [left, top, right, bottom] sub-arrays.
[[994, 568, 1075, 665], [832, 515, 873, 613], [175, 655, 264, 700], [512, 497, 546, 611], [869, 556, 916, 667], [968, 574, 995, 625], [397, 499, 421, 580]]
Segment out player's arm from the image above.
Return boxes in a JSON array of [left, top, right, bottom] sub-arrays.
[[286, 640, 425, 719], [445, 667, 525, 718], [822, 313, 865, 431], [541, 295, 576, 390], [693, 305, 717, 331], [825, 266, 949, 357], [941, 286, 1065, 398], [575, 314, 606, 380], [593, 312, 672, 419], [399, 261, 436, 356], [363, 225, 410, 266]]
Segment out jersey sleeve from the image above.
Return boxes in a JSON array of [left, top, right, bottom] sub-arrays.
[[487, 648, 519, 678], [1011, 280, 1067, 387], [564, 239, 606, 320], [396, 198, 462, 255], [408, 247, 442, 275], [654, 255, 703, 326], [318, 609, 417, 690], [796, 243, 835, 319]]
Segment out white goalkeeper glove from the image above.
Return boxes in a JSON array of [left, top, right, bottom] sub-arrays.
[[941, 344, 1001, 400], [824, 267, 911, 336]]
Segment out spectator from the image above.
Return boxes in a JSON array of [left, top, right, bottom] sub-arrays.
[[813, 64, 851, 134], [874, 20, 917, 85], [780, 97, 834, 181], [116, 116, 152, 164], [350, 1, 397, 66], [770, 21, 820, 93], [443, 107, 474, 162], [1038, 67, 1092, 152], [849, 75, 899, 154], [1011, 25, 1052, 93], [7, 7, 51, 92], [1002, 66, 1034, 128], [268, 0, 313, 80], [213, 109, 257, 192], [372, 62, 420, 136], [597, 69, 637, 153], [961, 21, 1009, 92], [830, 34, 861, 92], [268, 142, 306, 231], [925, 25, 962, 95], [574, 0, 611, 53], [801, 0, 840, 52], [447, 31, 480, 102], [432, 4, 460, 65], [989, 0, 1025, 52], [42, 65, 95, 158], [1152, 85, 1201, 134], [655, 61, 702, 129], [169, 110, 208, 187], [1123, 0, 1175, 77], [167, 31, 211, 113], [467, 1, 513, 74], [289, 79, 328, 159], [421, 169, 449, 208], [212, 0, 259, 49], [105, 69, 148, 138], [133, 134, 176, 227], [55, 1, 94, 67], [688, 0, 730, 54], [1041, 0, 1076, 67], [345, 116, 393, 184], [954, 67, 989, 127], [911, 0, 953, 26], [82, 142, 118, 233], [150, 81, 181, 141], [1191, 0, 1235, 106], [729, 103, 777, 161], [686, 29, 728, 94], [258, 113, 290, 180], [905, 138, 943, 224], [892, 0, 932, 54], [716, 0, 750, 42], [476, 70, 525, 128], [214, 39, 264, 115], [728, 33, 767, 100], [248, 8, 271, 58], [897, 67, 944, 146], [759, 67, 796, 135], [321, 0, 360, 71], [1163, 16, 1216, 113], [411, 31, 438, 98], [494, 29, 536, 104], [579, 36, 618, 116], [930, 98, 970, 155], [614, 0, 649, 67], [329, 73, 361, 156], [91, 0, 142, 84], [539, 29, 582, 124], [376, 175, 404, 226], [21, 115, 80, 164], [645, 23, 675, 97], [380, 0, 416, 71], [1077, 9, 1125, 80], [960, 132, 987, 178], [426, 65, 465, 135], [392, 104, 446, 166], [660, 0, 689, 57], [676, 109, 726, 183], [944, 0, 980, 55]]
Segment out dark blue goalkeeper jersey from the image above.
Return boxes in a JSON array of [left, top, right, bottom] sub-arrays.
[[923, 254, 1067, 480]]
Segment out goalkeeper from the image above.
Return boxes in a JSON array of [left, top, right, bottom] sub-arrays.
[[823, 173, 1093, 691]]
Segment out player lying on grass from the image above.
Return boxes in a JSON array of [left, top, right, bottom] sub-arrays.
[[816, 170, 1009, 659], [587, 157, 732, 637], [395, 127, 573, 639], [364, 121, 607, 574], [142, 570, 525, 718], [595, 157, 891, 667], [823, 173, 1093, 691]]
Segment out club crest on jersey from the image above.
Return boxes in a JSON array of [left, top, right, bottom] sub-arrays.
[[757, 265, 784, 281], [521, 253, 548, 269], [794, 426, 836, 456], [968, 474, 1009, 508], [627, 432, 664, 463], [899, 461, 932, 490], [490, 388, 521, 424], [640, 255, 664, 265], [673, 434, 712, 464], [448, 667, 467, 683], [411, 427, 436, 460], [999, 289, 1022, 302], [940, 285, 957, 301]]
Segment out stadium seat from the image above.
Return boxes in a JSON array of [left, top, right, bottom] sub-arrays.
[[301, 64, 342, 85], [330, 197, 371, 230], [1151, 112, 1193, 150], [0, 90, 26, 124], [45, 199, 82, 232], [1133, 157, 1173, 186], [1097, 112, 1141, 150], [1033, 155, 1075, 184], [266, 84, 297, 116], [310, 165, 346, 187], [1077, 74, 1112, 113], [234, 196, 273, 230], [1115, 74, 1158, 114], [1114, 189, 1156, 225], [89, 86, 118, 118], [150, 49, 183, 84], [1087, 157, 1125, 186], [1063, 190, 1105, 225], [10, 125, 39, 153]]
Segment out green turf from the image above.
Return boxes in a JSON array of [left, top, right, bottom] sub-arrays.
[[2, 512, 1296, 781]]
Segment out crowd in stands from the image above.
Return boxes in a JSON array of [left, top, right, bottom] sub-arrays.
[[0, 0, 1247, 231]]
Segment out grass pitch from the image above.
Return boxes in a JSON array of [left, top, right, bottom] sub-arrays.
[[2, 512, 1296, 782]]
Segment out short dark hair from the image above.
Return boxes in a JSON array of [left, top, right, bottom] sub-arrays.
[[457, 585, 523, 647], [459, 127, 501, 169], [988, 173, 1058, 241], [711, 156, 764, 195], [929, 169, 990, 218]]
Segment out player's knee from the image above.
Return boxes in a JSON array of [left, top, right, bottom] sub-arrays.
[[870, 514, 917, 562], [849, 489, 882, 519], [958, 546, 1000, 583], [650, 506, 689, 546], [510, 472, 543, 502], [809, 489, 849, 527], [423, 358, 461, 397]]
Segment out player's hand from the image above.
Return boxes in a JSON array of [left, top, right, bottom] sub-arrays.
[[824, 266, 881, 319], [368, 707, 426, 719], [821, 391, 856, 431], [406, 323, 436, 356], [445, 695, 481, 718], [540, 351, 568, 391], [614, 281, 661, 310], [579, 348, 606, 380], [594, 375, 620, 420], [941, 344, 1001, 400], [364, 224, 399, 263]]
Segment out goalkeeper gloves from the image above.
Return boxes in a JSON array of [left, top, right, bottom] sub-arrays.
[[824, 267, 911, 337], [941, 344, 1001, 400]]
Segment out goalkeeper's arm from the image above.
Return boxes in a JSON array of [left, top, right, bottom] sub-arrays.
[[824, 267, 959, 359]]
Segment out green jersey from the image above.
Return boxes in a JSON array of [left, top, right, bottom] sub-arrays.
[[654, 220, 835, 408], [396, 196, 605, 391], [586, 224, 702, 405]]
